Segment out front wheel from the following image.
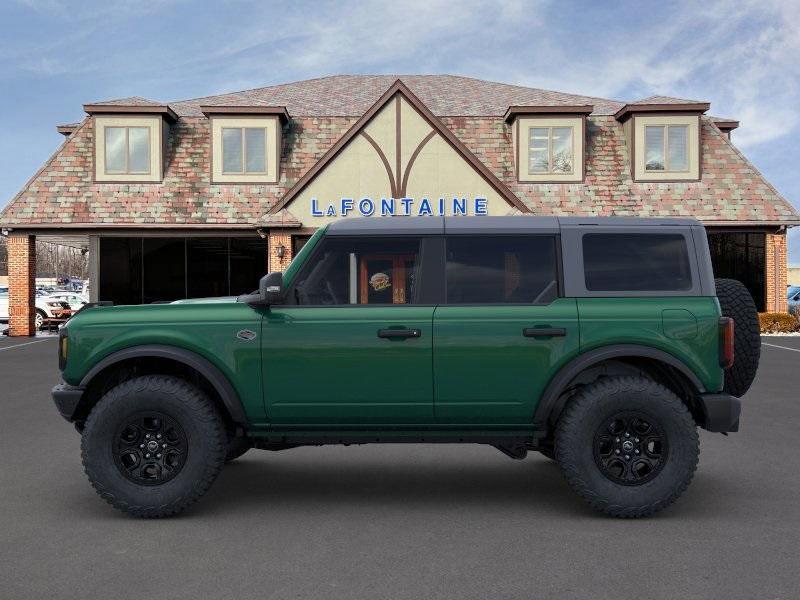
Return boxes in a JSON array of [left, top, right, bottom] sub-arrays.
[[81, 375, 226, 518], [555, 376, 699, 518]]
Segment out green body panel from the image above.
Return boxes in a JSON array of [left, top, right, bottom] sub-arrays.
[[432, 299, 580, 423], [61, 302, 267, 421], [282, 226, 327, 289], [577, 297, 723, 392], [261, 306, 434, 424]]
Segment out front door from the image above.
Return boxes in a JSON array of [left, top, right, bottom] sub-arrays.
[[262, 235, 434, 424], [433, 235, 579, 424]]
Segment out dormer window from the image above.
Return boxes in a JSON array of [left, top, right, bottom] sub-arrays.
[[201, 106, 289, 184], [644, 124, 688, 172], [105, 126, 151, 174], [222, 127, 268, 174], [505, 105, 591, 184]]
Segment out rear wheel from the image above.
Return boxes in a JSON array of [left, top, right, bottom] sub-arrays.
[[715, 278, 760, 397], [35, 309, 45, 330], [81, 375, 226, 518], [555, 376, 699, 518]]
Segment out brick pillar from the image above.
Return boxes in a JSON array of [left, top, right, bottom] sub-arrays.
[[7, 234, 36, 336], [765, 232, 788, 313], [268, 230, 293, 272]]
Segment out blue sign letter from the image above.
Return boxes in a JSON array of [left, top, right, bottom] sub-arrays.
[[474, 198, 487, 215], [311, 198, 323, 217], [359, 198, 375, 216]]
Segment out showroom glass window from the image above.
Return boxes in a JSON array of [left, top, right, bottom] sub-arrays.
[[222, 127, 267, 174], [582, 233, 692, 291], [644, 125, 689, 172], [104, 126, 150, 174], [528, 127, 573, 174], [445, 236, 559, 303], [291, 237, 421, 305]]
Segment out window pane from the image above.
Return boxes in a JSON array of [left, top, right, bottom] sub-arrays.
[[104, 127, 127, 173], [446, 236, 558, 303], [98, 237, 142, 305], [143, 238, 186, 303], [127, 127, 150, 173], [230, 237, 268, 295], [551, 127, 573, 173], [187, 238, 228, 298], [222, 128, 243, 173], [583, 234, 692, 291], [292, 238, 421, 305], [645, 126, 665, 171], [244, 128, 266, 173], [529, 128, 548, 150], [528, 128, 549, 174], [668, 125, 688, 171]]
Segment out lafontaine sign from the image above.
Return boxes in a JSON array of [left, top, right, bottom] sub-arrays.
[[310, 196, 488, 218]]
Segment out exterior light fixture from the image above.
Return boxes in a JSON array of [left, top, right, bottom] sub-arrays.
[[276, 244, 286, 259]]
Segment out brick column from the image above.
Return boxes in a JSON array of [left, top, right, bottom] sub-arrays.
[[268, 230, 293, 272], [765, 232, 788, 313], [7, 234, 36, 336]]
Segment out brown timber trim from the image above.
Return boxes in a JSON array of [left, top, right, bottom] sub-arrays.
[[614, 102, 709, 122], [504, 104, 593, 123], [712, 119, 739, 131], [395, 97, 402, 197], [56, 124, 79, 136], [399, 130, 436, 197], [360, 131, 398, 199], [270, 79, 528, 215], [200, 105, 290, 123], [84, 104, 178, 122]]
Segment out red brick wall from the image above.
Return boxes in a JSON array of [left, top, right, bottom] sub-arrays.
[[268, 230, 293, 272], [7, 234, 35, 336], [765, 233, 788, 313]]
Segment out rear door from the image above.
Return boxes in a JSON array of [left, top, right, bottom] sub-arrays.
[[262, 235, 436, 424], [433, 234, 579, 424]]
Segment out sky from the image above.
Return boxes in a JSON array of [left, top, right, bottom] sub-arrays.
[[1, 0, 798, 257]]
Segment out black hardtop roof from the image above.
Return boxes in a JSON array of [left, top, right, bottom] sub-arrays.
[[325, 216, 701, 235]]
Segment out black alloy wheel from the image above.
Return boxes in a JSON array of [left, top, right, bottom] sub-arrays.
[[593, 412, 667, 485], [114, 412, 188, 485]]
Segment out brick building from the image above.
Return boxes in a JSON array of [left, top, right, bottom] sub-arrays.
[[1, 75, 797, 335]]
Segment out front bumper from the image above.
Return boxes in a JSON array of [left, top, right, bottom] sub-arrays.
[[699, 393, 741, 432], [52, 383, 85, 422]]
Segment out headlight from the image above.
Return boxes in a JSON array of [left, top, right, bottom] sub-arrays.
[[46, 301, 61, 307]]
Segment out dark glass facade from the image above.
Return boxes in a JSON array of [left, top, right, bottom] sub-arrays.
[[708, 232, 765, 311], [99, 236, 266, 305]]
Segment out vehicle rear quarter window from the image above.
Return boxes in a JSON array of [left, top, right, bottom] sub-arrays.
[[445, 236, 558, 304], [582, 233, 692, 291], [291, 237, 421, 305]]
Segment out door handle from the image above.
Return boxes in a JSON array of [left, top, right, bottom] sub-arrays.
[[378, 328, 422, 339], [523, 327, 566, 338]]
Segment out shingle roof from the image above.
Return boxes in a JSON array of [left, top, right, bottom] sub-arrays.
[[87, 96, 164, 107], [168, 74, 626, 117], [631, 95, 707, 105]]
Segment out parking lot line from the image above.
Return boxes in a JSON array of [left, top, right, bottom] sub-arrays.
[[761, 341, 800, 353], [0, 338, 54, 352]]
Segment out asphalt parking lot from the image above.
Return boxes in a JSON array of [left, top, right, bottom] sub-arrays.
[[1, 336, 799, 600]]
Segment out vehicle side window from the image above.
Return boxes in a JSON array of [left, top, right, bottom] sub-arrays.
[[445, 235, 558, 304], [291, 237, 421, 305], [582, 233, 692, 291]]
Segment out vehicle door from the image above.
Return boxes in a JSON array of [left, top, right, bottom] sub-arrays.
[[433, 234, 579, 424], [262, 235, 436, 424]]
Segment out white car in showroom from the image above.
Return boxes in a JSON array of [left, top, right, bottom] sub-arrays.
[[0, 288, 75, 330]]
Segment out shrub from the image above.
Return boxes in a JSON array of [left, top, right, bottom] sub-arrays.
[[758, 312, 800, 334]]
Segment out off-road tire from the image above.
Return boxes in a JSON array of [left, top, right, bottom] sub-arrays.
[[81, 375, 226, 518], [225, 436, 253, 463], [715, 278, 760, 397], [555, 376, 699, 518]]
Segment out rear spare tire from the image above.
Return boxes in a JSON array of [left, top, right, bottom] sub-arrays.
[[715, 278, 760, 397]]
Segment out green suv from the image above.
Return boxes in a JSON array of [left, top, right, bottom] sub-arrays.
[[52, 217, 760, 518]]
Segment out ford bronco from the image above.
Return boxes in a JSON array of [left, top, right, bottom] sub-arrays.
[[52, 217, 760, 518]]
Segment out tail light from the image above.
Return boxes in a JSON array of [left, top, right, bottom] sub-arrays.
[[719, 317, 734, 369]]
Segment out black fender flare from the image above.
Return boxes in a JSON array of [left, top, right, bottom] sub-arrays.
[[80, 344, 247, 424], [533, 344, 706, 427]]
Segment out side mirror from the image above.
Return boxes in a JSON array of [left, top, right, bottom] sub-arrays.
[[238, 272, 283, 306]]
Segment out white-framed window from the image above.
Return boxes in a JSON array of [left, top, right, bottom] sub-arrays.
[[94, 115, 163, 183], [516, 116, 583, 183], [528, 126, 574, 175], [210, 116, 279, 183], [644, 124, 689, 172], [104, 126, 151, 175], [221, 127, 268, 174]]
